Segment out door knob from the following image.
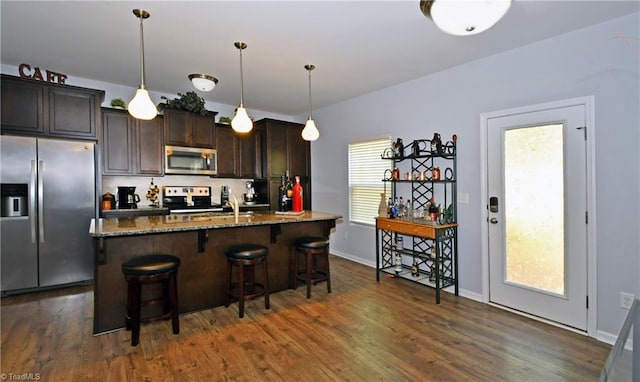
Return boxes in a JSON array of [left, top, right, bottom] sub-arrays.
[[490, 217, 498, 224]]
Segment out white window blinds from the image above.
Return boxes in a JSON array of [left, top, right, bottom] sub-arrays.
[[348, 137, 391, 225]]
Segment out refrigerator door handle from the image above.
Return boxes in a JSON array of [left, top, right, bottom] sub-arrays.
[[30, 160, 38, 243], [38, 160, 45, 243]]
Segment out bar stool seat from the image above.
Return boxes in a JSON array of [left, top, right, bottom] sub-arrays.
[[225, 244, 270, 318], [292, 236, 331, 299], [121, 254, 180, 347]]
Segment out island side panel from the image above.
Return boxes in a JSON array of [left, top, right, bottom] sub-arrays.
[[94, 220, 332, 334]]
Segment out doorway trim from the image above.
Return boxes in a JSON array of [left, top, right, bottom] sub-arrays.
[[479, 96, 597, 337]]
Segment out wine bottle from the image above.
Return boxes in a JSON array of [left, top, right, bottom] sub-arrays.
[[292, 175, 303, 212], [285, 170, 293, 211], [278, 175, 287, 212]]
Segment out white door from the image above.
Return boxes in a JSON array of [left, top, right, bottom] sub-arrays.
[[487, 102, 588, 330]]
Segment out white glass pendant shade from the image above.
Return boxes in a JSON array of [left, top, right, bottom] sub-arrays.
[[231, 106, 253, 133], [302, 118, 319, 141], [423, 0, 511, 36], [128, 87, 157, 120], [189, 74, 218, 92]]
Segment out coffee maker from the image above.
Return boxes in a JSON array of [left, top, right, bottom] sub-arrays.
[[117, 186, 140, 209]]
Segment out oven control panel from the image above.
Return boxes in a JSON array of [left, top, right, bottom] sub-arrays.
[[162, 186, 211, 197]]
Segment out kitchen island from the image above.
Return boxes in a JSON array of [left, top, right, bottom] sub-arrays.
[[89, 211, 341, 334]]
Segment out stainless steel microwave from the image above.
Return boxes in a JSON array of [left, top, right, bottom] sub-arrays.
[[165, 145, 217, 176]]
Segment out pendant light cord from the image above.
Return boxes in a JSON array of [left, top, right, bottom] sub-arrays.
[[138, 11, 146, 89], [239, 47, 244, 107], [308, 69, 313, 119]]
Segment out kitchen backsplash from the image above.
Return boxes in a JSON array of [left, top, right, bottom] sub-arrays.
[[102, 176, 253, 207]]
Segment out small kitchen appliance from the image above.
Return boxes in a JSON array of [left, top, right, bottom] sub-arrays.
[[244, 181, 257, 204], [220, 185, 230, 205], [163, 186, 225, 213], [117, 186, 140, 209], [165, 146, 217, 176]]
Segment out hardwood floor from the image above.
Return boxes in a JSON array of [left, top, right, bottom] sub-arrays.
[[1, 255, 610, 381]]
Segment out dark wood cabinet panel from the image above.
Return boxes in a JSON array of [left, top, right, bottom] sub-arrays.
[[137, 118, 164, 175], [238, 127, 264, 179], [102, 110, 133, 174], [102, 108, 163, 176], [48, 87, 99, 138], [192, 114, 215, 148], [256, 118, 311, 210], [288, 125, 310, 179], [164, 109, 190, 146], [266, 123, 288, 177], [164, 109, 215, 148], [214, 124, 264, 179], [1, 76, 46, 134], [215, 125, 237, 177], [1, 74, 103, 139]]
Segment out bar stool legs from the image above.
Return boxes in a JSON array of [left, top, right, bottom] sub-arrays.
[[225, 244, 270, 318], [122, 254, 181, 347], [293, 237, 331, 299]]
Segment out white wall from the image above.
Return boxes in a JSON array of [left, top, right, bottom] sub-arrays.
[[309, 14, 639, 337]]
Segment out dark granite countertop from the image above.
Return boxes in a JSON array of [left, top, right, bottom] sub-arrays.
[[89, 211, 342, 238]]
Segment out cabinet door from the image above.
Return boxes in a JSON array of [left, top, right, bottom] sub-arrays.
[[267, 123, 288, 177], [238, 127, 264, 178], [49, 87, 98, 138], [191, 114, 215, 148], [164, 109, 191, 146], [1, 76, 47, 134], [215, 125, 237, 177], [102, 110, 133, 174], [288, 125, 310, 178], [137, 117, 164, 175]]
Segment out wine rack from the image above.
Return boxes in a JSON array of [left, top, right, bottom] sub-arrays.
[[375, 135, 458, 303]]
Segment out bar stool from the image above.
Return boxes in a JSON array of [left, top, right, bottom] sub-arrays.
[[121, 254, 180, 346], [225, 244, 270, 318], [293, 236, 331, 299]]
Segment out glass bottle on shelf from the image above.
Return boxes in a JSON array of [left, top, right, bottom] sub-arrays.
[[411, 258, 420, 277], [394, 235, 403, 273], [285, 170, 293, 211], [378, 193, 387, 217], [278, 175, 288, 212]]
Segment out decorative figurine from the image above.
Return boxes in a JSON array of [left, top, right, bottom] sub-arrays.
[[146, 178, 160, 207], [431, 133, 443, 154], [392, 138, 404, 159]]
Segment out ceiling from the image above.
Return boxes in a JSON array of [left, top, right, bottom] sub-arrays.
[[1, 1, 638, 116]]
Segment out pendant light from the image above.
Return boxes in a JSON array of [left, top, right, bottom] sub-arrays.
[[188, 74, 218, 92], [231, 41, 253, 133], [420, 0, 511, 36], [128, 9, 157, 120], [301, 64, 320, 141]]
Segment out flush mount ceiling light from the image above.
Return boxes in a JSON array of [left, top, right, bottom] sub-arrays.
[[231, 41, 253, 134], [128, 9, 158, 120], [188, 73, 218, 92], [301, 64, 320, 142], [420, 0, 512, 36]]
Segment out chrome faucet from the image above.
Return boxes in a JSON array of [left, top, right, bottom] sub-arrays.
[[225, 191, 240, 222]]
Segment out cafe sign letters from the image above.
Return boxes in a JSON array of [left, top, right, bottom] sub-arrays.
[[19, 63, 68, 84]]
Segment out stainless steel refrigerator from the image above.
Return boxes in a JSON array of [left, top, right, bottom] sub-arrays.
[[1, 135, 95, 293]]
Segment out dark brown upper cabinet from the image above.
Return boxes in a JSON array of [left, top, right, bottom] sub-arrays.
[[102, 108, 163, 176], [214, 123, 264, 179], [256, 118, 310, 210], [163, 108, 216, 148], [1, 74, 104, 140]]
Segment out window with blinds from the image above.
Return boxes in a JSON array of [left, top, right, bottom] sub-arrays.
[[348, 137, 391, 225]]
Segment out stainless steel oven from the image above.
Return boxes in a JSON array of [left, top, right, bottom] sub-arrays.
[[165, 145, 217, 176]]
